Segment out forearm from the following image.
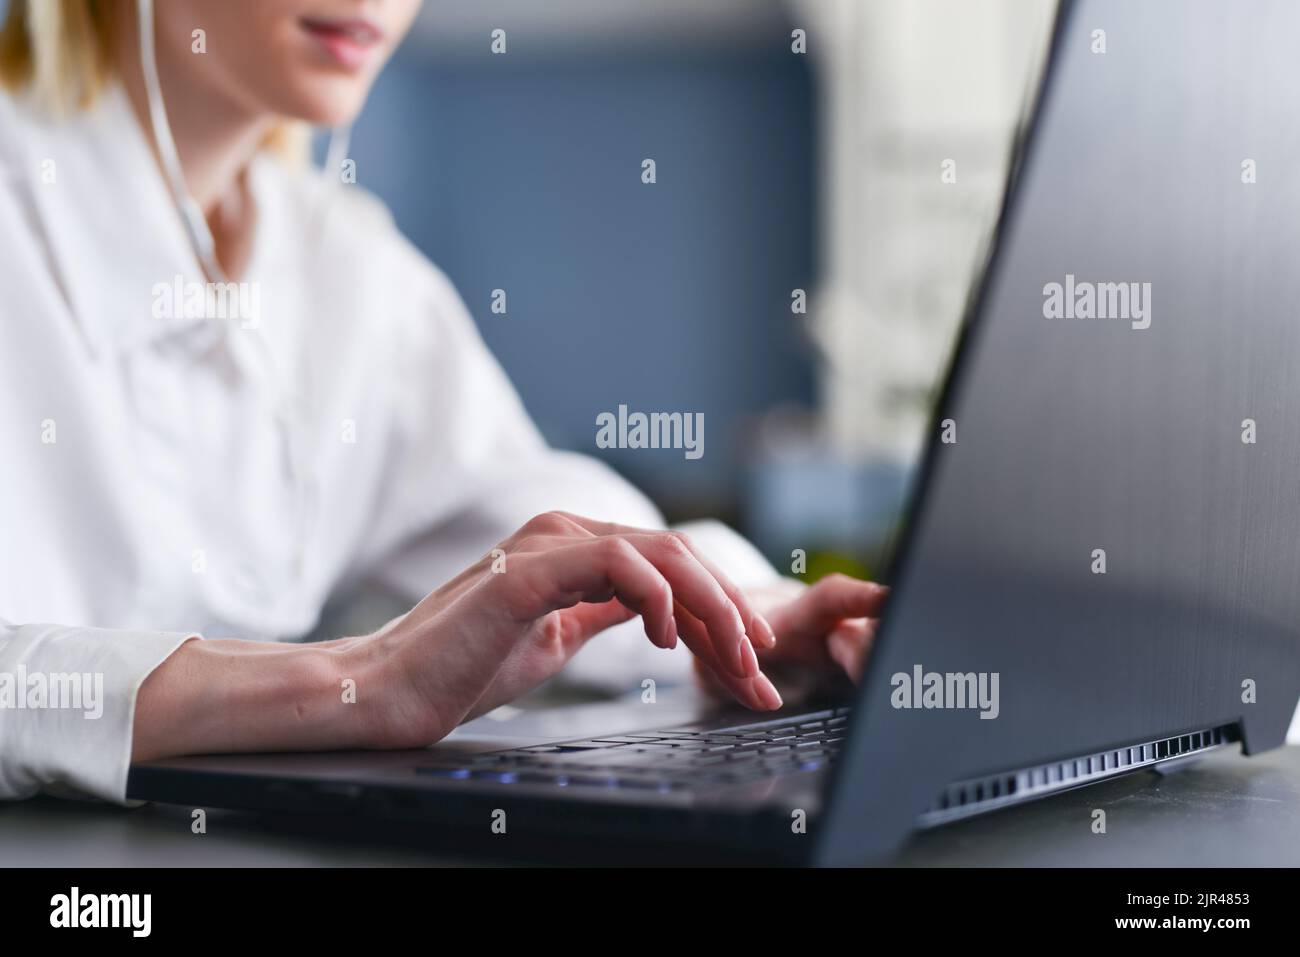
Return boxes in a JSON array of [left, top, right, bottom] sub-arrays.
[[131, 637, 375, 761]]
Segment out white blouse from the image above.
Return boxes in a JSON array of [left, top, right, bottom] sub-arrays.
[[0, 84, 777, 803]]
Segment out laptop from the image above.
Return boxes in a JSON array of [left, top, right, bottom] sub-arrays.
[[128, 0, 1300, 865]]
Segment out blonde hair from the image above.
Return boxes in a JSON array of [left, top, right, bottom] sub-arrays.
[[0, 0, 305, 159], [0, 0, 115, 109]]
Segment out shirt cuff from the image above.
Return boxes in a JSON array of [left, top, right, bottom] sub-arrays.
[[0, 623, 198, 803]]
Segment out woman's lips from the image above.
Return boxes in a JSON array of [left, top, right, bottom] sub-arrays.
[[300, 17, 383, 70]]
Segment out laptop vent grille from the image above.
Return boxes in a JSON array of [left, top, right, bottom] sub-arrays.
[[920, 724, 1237, 827]]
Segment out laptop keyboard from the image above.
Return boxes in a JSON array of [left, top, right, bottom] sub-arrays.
[[415, 707, 850, 794]]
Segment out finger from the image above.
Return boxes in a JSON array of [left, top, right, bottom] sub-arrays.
[[562, 598, 640, 645], [795, 575, 889, 633], [614, 532, 759, 679], [505, 510, 597, 545], [502, 537, 678, 651], [825, 618, 874, 682], [511, 527, 753, 678], [504, 534, 690, 652], [502, 523, 758, 678], [549, 513, 777, 651], [675, 608, 782, 711]]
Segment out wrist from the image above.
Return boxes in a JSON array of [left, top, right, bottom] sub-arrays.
[[335, 625, 447, 749], [133, 637, 370, 760]]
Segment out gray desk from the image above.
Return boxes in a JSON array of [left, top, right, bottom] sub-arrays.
[[3, 745, 1298, 866]]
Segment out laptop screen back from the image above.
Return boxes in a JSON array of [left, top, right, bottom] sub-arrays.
[[820, 0, 1300, 864]]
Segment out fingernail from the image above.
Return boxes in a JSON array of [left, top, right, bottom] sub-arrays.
[[738, 635, 759, 678], [666, 615, 679, 650], [755, 672, 783, 710], [753, 613, 777, 649]]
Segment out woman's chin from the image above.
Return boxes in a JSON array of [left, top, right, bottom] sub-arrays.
[[275, 82, 371, 129]]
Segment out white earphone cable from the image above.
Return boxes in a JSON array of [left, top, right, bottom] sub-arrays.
[[135, 0, 350, 585], [136, 0, 224, 283]]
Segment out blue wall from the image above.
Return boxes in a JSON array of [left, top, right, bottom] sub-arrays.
[[350, 47, 818, 519]]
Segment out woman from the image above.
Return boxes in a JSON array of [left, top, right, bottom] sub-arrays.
[[0, 0, 884, 803]]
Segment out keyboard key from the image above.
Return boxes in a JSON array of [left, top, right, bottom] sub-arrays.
[[412, 711, 847, 790]]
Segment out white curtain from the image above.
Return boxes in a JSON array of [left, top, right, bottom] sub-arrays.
[[793, 0, 1057, 464]]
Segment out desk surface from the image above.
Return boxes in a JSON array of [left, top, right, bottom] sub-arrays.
[[3, 744, 1299, 866]]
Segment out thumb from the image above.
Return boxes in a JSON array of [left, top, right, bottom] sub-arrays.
[[561, 599, 641, 648]]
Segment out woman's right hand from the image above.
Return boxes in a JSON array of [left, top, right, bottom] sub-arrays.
[[134, 511, 782, 762], [345, 511, 782, 750]]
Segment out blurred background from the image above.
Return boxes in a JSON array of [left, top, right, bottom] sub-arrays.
[[0, 0, 1053, 574], [348, 0, 1058, 580]]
